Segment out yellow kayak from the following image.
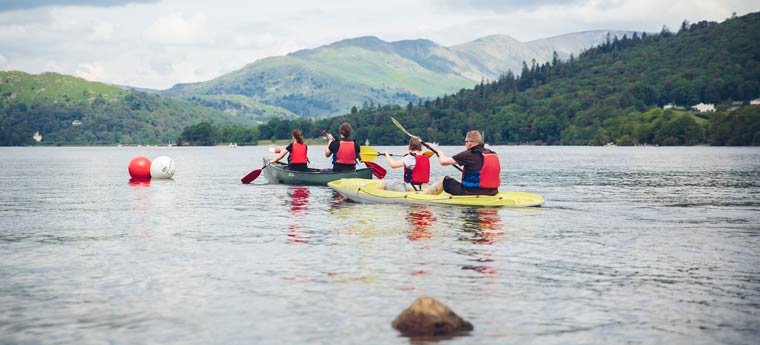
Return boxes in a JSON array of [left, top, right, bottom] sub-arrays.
[[328, 178, 544, 207]]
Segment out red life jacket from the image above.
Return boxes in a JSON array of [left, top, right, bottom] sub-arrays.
[[404, 153, 430, 185], [289, 142, 308, 164], [478, 152, 501, 188], [461, 149, 501, 188], [335, 140, 357, 164]]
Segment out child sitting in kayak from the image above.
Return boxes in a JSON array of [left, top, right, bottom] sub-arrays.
[[270, 129, 309, 171], [377, 137, 430, 192]]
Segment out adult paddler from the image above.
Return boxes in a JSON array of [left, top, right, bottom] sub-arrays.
[[424, 130, 500, 196], [324, 122, 361, 172]]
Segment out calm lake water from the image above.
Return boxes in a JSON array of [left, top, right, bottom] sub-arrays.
[[1, 145, 759, 344]]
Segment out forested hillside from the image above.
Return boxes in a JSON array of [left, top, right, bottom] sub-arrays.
[[164, 31, 632, 119], [256, 12, 760, 146], [0, 71, 256, 145]]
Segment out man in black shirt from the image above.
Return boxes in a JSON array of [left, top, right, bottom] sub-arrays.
[[425, 130, 500, 196]]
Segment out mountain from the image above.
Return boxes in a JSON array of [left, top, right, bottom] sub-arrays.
[[451, 30, 634, 80], [0, 71, 256, 145], [261, 12, 760, 146], [164, 30, 636, 119]]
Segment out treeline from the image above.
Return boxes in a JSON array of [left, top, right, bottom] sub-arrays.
[[178, 122, 259, 146], [179, 12, 760, 146], [1, 89, 255, 146], [241, 12, 760, 146]]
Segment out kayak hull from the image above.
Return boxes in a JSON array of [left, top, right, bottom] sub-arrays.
[[328, 178, 544, 207], [262, 159, 373, 186]]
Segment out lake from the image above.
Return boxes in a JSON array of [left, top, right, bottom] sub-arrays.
[[1, 145, 759, 344]]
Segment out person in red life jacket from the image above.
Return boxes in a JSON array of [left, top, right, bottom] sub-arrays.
[[377, 137, 430, 192], [324, 122, 361, 172], [270, 129, 309, 171], [424, 130, 500, 196]]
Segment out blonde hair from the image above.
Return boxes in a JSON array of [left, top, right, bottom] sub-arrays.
[[466, 130, 483, 144]]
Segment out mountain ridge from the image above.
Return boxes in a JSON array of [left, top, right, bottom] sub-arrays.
[[164, 30, 638, 118]]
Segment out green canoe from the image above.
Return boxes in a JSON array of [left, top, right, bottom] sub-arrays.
[[262, 159, 373, 186]]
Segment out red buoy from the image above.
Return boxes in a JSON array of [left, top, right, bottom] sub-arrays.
[[274, 147, 282, 153], [128, 156, 152, 180]]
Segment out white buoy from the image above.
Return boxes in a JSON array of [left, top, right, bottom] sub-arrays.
[[150, 156, 176, 179]]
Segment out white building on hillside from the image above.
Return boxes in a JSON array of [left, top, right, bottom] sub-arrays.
[[691, 103, 715, 112], [751, 98, 760, 105]]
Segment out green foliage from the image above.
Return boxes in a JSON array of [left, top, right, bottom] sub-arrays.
[[708, 106, 760, 145], [164, 44, 475, 118], [184, 94, 299, 121], [255, 12, 760, 146], [179, 122, 219, 146], [0, 71, 257, 145]]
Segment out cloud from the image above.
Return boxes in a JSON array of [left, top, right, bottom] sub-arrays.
[[75, 62, 107, 81], [88, 21, 114, 41], [0, 0, 157, 12], [439, 0, 585, 12], [2, 0, 758, 90], [43, 60, 66, 73], [168, 61, 207, 84], [143, 12, 213, 46]]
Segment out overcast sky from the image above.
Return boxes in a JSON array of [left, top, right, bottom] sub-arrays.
[[0, 0, 757, 89]]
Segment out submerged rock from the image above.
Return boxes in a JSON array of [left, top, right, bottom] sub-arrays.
[[392, 296, 473, 337]]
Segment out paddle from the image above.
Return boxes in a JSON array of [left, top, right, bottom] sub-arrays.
[[359, 146, 434, 162], [241, 161, 271, 184], [323, 130, 386, 179], [390, 117, 463, 172], [364, 161, 387, 179]]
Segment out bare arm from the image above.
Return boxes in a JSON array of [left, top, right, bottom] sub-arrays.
[[437, 149, 458, 166], [270, 149, 288, 164], [324, 134, 334, 157], [384, 152, 404, 169]]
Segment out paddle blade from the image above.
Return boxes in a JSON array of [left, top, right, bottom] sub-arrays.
[[241, 168, 262, 184], [423, 151, 435, 157], [359, 146, 379, 162], [359, 152, 377, 162], [364, 161, 387, 179]]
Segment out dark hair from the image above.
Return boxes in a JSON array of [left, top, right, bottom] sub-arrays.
[[408, 137, 422, 151], [339, 123, 352, 138], [292, 129, 303, 144]]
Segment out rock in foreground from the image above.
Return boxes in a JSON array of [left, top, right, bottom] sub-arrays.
[[392, 296, 473, 337]]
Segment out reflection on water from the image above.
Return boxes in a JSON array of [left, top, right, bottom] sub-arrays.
[[406, 205, 436, 241], [459, 208, 504, 244], [128, 178, 151, 188], [458, 209, 502, 277], [2, 146, 759, 344], [287, 186, 310, 244]]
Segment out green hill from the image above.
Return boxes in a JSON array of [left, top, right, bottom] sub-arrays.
[[164, 32, 632, 119], [164, 42, 475, 118], [0, 71, 256, 145], [258, 12, 760, 146]]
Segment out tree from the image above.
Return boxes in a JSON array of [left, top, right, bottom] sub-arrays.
[[180, 122, 219, 146]]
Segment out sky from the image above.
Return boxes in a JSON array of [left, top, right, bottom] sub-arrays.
[[0, 0, 757, 90]]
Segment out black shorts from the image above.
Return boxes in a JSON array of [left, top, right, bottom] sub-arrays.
[[442, 176, 498, 196], [287, 164, 309, 171], [332, 164, 356, 172]]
